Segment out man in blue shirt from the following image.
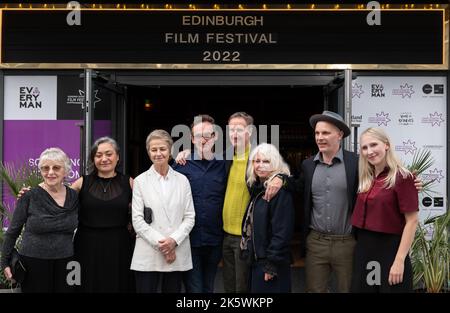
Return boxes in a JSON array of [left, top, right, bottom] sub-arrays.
[[173, 114, 227, 293]]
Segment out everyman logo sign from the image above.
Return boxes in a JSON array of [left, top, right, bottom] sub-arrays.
[[19, 86, 41, 108], [5, 76, 57, 120]]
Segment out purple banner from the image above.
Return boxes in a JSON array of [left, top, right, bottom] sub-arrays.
[[2, 120, 111, 224]]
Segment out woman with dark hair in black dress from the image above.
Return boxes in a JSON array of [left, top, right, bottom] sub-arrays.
[[72, 137, 135, 292]]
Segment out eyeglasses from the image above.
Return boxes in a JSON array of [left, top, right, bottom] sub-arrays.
[[193, 132, 215, 140], [40, 165, 63, 173]]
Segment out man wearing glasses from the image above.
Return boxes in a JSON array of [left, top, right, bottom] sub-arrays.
[[175, 112, 284, 293], [173, 114, 226, 293]]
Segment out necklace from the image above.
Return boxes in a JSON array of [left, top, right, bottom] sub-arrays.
[[99, 178, 112, 193]]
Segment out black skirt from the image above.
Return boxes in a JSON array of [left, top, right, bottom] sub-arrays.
[[74, 225, 135, 293], [351, 228, 413, 293]]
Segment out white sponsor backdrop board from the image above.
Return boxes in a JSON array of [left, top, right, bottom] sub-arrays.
[[352, 76, 447, 223], [4, 76, 57, 120]]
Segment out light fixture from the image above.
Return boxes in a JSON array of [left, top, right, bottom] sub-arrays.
[[144, 100, 153, 111]]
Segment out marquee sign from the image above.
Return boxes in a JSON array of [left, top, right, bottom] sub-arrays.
[[0, 9, 445, 66]]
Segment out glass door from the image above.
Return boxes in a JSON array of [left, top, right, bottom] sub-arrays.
[[323, 69, 355, 152], [81, 70, 127, 174]]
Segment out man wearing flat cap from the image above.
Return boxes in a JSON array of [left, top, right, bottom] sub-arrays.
[[298, 110, 357, 293]]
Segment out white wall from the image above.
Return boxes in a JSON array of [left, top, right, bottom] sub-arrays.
[[351, 76, 447, 223]]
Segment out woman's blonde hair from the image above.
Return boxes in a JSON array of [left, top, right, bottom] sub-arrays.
[[246, 143, 290, 187], [358, 127, 412, 193]]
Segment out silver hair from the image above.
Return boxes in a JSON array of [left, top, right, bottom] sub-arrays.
[[246, 143, 290, 187], [146, 129, 173, 154], [38, 147, 71, 174], [89, 136, 120, 174]]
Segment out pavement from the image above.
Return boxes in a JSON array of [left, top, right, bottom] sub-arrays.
[[213, 266, 307, 293]]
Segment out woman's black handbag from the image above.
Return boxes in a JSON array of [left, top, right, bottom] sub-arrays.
[[10, 249, 26, 284], [144, 206, 153, 224]]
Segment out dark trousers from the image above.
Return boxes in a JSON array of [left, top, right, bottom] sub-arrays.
[[222, 233, 250, 293], [250, 262, 291, 293], [351, 228, 413, 293], [183, 245, 222, 293], [305, 230, 356, 293], [134, 271, 182, 293], [20, 255, 75, 293]]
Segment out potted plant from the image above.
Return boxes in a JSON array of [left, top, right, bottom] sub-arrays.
[[407, 150, 450, 293], [0, 203, 21, 293], [0, 162, 42, 292], [410, 210, 450, 293]]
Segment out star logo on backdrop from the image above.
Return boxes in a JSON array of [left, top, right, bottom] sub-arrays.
[[395, 139, 418, 155], [402, 139, 417, 155], [375, 111, 391, 126], [429, 112, 445, 127], [397, 83, 415, 98], [352, 83, 364, 98], [429, 168, 445, 183], [78, 89, 102, 105], [422, 168, 445, 184], [392, 83, 415, 98]]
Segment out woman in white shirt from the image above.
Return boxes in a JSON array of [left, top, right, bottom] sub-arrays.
[[130, 129, 195, 293]]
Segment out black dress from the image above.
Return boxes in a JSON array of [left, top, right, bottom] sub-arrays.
[[74, 173, 135, 292]]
